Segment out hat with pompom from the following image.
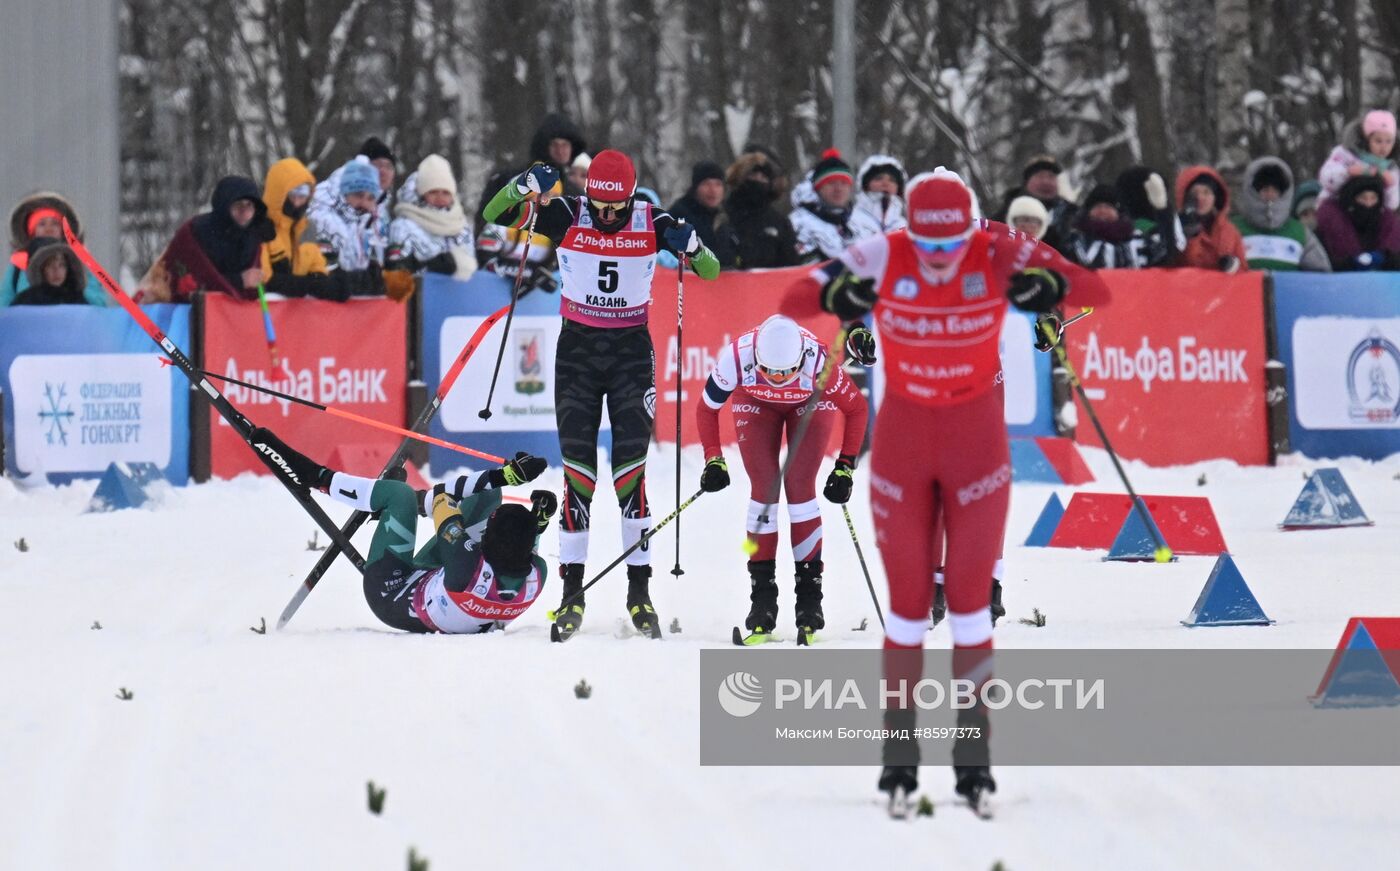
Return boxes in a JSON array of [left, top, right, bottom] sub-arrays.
[[810, 148, 854, 191]]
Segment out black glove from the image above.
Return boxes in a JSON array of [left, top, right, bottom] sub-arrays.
[[1033, 313, 1063, 352], [821, 271, 878, 320], [491, 451, 547, 487], [1007, 267, 1066, 313], [823, 455, 856, 504], [425, 251, 458, 275], [700, 457, 730, 493], [526, 267, 559, 295], [530, 489, 559, 531], [845, 326, 877, 365]]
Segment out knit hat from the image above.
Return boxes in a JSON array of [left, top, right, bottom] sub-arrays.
[[415, 154, 457, 198], [481, 504, 537, 577], [1006, 195, 1050, 239], [906, 171, 975, 243], [691, 160, 725, 189], [340, 157, 382, 197], [1082, 183, 1120, 211], [1363, 110, 1397, 138], [357, 136, 397, 166], [571, 152, 592, 172], [810, 148, 854, 190], [1292, 179, 1321, 217], [586, 149, 637, 201], [1022, 154, 1063, 182]]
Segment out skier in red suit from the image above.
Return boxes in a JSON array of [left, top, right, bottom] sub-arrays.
[[695, 315, 872, 642], [806, 169, 1109, 813]]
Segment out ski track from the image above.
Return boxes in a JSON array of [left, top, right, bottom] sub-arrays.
[[3, 446, 1399, 870]]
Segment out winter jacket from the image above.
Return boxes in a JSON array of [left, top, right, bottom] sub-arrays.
[[137, 176, 274, 302], [1174, 166, 1248, 271], [387, 169, 475, 279], [1314, 176, 1400, 271], [3, 192, 107, 306], [789, 179, 860, 262], [10, 239, 87, 305], [849, 154, 907, 235], [261, 158, 327, 278], [1231, 157, 1331, 272], [716, 152, 799, 269], [1318, 117, 1400, 211], [667, 192, 736, 268], [1115, 166, 1185, 267], [310, 178, 386, 275]]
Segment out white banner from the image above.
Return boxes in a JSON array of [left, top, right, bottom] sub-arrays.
[[1292, 317, 1400, 429], [438, 315, 578, 433], [999, 313, 1039, 426], [10, 353, 173, 473]]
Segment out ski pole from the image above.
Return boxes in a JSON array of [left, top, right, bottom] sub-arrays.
[[162, 360, 505, 463], [278, 300, 513, 629], [255, 283, 279, 367], [479, 208, 538, 419], [60, 219, 369, 572], [743, 325, 850, 556], [841, 504, 885, 630], [554, 488, 705, 616], [671, 250, 687, 578], [1042, 316, 1172, 563]]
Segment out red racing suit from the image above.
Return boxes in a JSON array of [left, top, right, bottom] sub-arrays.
[[696, 324, 868, 563], [814, 221, 1108, 652]]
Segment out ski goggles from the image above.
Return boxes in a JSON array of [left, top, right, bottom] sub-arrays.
[[758, 363, 801, 385], [588, 198, 630, 212], [912, 236, 968, 254]]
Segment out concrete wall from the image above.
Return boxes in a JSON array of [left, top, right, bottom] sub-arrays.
[[0, 0, 119, 270]]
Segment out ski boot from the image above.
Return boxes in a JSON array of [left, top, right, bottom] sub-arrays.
[[879, 709, 921, 819], [930, 581, 946, 628], [794, 559, 825, 646], [733, 560, 779, 646], [626, 565, 662, 639], [990, 577, 1005, 626], [952, 707, 995, 818], [549, 563, 586, 642]]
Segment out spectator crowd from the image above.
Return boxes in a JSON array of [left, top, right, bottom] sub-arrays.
[[9, 107, 1400, 309]]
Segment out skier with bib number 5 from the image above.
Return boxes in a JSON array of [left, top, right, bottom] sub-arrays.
[[694, 314, 873, 645], [805, 169, 1109, 816], [482, 150, 721, 639]]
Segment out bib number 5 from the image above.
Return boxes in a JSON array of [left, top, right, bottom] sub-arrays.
[[597, 260, 619, 293]]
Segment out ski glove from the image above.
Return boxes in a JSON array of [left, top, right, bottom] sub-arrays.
[[424, 251, 458, 275], [493, 451, 547, 487], [845, 325, 877, 365], [1033, 312, 1063, 352], [664, 222, 702, 257], [530, 489, 559, 531], [821, 271, 878, 321], [515, 163, 559, 198], [1007, 267, 1066, 313], [700, 457, 730, 493], [823, 455, 856, 504]]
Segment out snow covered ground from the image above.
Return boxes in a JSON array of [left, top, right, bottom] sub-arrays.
[[3, 445, 1399, 870]]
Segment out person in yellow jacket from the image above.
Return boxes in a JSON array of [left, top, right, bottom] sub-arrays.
[[260, 158, 348, 300]]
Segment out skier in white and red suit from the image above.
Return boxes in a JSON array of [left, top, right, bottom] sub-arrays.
[[693, 314, 873, 640], [805, 169, 1110, 807]]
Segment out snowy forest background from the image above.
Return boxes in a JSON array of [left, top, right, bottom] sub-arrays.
[[119, 0, 1400, 271]]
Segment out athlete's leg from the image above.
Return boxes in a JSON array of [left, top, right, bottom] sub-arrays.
[[554, 322, 607, 587], [783, 405, 836, 630], [344, 477, 431, 633], [733, 402, 786, 630], [603, 326, 658, 566]]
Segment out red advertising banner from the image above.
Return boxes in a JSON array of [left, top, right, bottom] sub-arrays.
[[203, 295, 407, 478], [647, 266, 846, 451], [1063, 268, 1268, 466]]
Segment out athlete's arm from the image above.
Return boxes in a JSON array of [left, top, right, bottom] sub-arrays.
[[825, 366, 870, 458], [695, 342, 740, 458], [983, 219, 1111, 309], [653, 211, 721, 279], [481, 169, 575, 244], [808, 233, 891, 319]]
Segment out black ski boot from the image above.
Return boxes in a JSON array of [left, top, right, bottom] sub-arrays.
[[626, 565, 662, 638], [930, 581, 946, 628], [952, 707, 995, 818], [248, 426, 331, 492], [550, 564, 586, 642], [794, 559, 824, 645], [879, 709, 921, 818], [990, 577, 1005, 626], [734, 560, 779, 645]]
